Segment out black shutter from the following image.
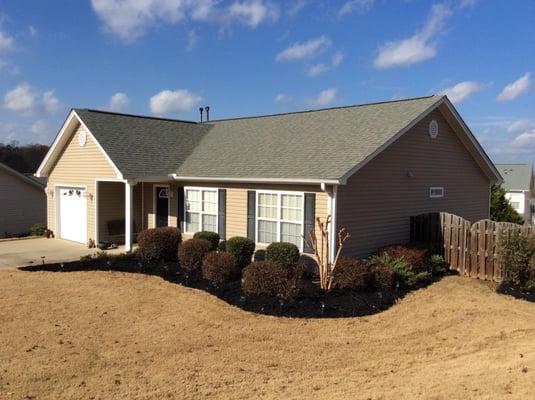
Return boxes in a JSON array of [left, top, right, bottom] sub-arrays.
[[177, 187, 184, 232], [247, 191, 256, 242], [218, 189, 226, 240], [303, 192, 316, 253]]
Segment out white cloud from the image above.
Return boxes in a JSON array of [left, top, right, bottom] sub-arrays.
[[107, 92, 129, 112], [186, 29, 198, 51], [28, 25, 38, 37], [491, 129, 535, 157], [439, 81, 486, 103], [338, 0, 374, 17], [307, 51, 344, 77], [31, 119, 49, 135], [274, 93, 291, 104], [374, 4, 452, 69], [497, 72, 532, 102], [276, 35, 331, 62], [149, 89, 202, 114], [0, 30, 13, 53], [227, 0, 279, 27], [459, 0, 479, 8], [287, 0, 306, 16], [3, 83, 63, 116], [308, 88, 337, 107], [508, 119, 532, 134]]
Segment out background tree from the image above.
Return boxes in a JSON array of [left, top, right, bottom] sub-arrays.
[[490, 184, 524, 224], [0, 141, 49, 173]]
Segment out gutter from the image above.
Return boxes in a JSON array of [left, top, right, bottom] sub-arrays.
[[171, 174, 341, 185]]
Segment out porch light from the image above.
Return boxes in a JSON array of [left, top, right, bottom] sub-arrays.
[[83, 192, 94, 201]]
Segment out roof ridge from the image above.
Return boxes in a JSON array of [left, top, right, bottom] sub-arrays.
[[209, 95, 442, 123], [75, 108, 199, 125]]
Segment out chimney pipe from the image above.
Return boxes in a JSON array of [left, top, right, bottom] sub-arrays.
[[199, 107, 204, 123], [205, 106, 210, 122]]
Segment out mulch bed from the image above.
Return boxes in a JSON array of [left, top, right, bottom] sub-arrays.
[[20, 256, 447, 318], [496, 281, 535, 302]]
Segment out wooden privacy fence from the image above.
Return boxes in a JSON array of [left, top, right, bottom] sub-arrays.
[[410, 212, 535, 282]]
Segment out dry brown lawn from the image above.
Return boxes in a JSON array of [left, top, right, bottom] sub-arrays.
[[1, 269, 535, 399]]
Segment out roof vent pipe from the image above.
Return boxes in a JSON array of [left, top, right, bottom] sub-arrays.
[[199, 107, 204, 123], [205, 106, 210, 122]]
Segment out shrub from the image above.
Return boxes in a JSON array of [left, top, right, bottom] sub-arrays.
[[379, 244, 428, 273], [202, 251, 238, 284], [137, 227, 182, 262], [30, 223, 47, 236], [193, 231, 220, 251], [501, 231, 535, 289], [178, 238, 212, 272], [266, 242, 300, 266], [241, 260, 305, 301], [429, 254, 448, 275], [368, 256, 395, 291], [226, 236, 255, 270], [331, 257, 372, 290], [372, 252, 429, 289]]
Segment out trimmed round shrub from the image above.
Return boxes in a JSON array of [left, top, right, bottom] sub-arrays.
[[202, 251, 238, 284], [137, 227, 182, 262], [266, 242, 300, 266], [241, 260, 304, 301], [379, 244, 428, 273], [178, 238, 212, 272], [369, 260, 395, 291], [193, 231, 220, 251], [429, 254, 448, 275], [332, 257, 372, 290], [30, 223, 47, 237], [226, 236, 255, 270]]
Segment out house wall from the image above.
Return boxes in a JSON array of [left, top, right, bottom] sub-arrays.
[[46, 123, 118, 244], [0, 169, 46, 236], [337, 108, 491, 259], [505, 191, 533, 225]]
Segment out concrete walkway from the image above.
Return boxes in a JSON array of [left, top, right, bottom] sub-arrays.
[[0, 237, 125, 269]]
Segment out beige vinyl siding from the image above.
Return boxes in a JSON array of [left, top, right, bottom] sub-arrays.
[[46, 123, 118, 243], [0, 169, 46, 236], [337, 108, 491, 259]]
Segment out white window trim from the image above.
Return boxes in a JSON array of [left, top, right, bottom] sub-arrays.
[[429, 187, 444, 198], [255, 189, 305, 251], [183, 186, 219, 234], [153, 184, 171, 227]]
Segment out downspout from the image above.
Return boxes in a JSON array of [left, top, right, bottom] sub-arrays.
[[141, 182, 145, 230]]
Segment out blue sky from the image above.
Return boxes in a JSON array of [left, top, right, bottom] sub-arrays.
[[0, 0, 533, 164]]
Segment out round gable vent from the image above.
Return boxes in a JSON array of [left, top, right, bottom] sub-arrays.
[[428, 120, 438, 139], [78, 130, 87, 147]]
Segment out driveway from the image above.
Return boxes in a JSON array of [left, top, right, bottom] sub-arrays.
[[0, 237, 124, 268]]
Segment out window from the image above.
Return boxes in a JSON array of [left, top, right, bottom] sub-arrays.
[[256, 191, 304, 249], [185, 188, 218, 233], [429, 187, 444, 198], [510, 201, 520, 211]]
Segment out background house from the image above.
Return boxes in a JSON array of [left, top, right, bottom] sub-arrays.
[[495, 164, 534, 224], [0, 162, 47, 237]]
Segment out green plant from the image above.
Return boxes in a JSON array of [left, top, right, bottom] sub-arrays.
[[226, 236, 255, 270], [369, 260, 395, 291], [265, 242, 300, 266], [490, 184, 524, 224], [501, 230, 535, 289], [137, 227, 182, 262], [201, 251, 238, 284], [372, 252, 428, 289], [429, 254, 448, 275], [241, 260, 304, 301], [193, 231, 220, 251], [331, 257, 372, 290], [30, 223, 47, 236], [379, 244, 428, 273], [178, 238, 212, 272]]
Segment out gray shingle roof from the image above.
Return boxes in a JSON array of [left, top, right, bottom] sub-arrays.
[[495, 164, 533, 191], [75, 95, 444, 181]]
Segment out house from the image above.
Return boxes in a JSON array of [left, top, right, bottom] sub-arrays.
[[0, 162, 47, 237], [35, 95, 501, 259], [495, 164, 534, 224]]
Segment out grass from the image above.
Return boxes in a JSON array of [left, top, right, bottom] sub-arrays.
[[1, 269, 535, 399]]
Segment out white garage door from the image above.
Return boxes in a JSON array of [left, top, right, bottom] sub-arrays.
[[59, 187, 87, 244]]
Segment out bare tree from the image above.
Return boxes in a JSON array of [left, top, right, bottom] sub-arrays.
[[305, 215, 350, 291]]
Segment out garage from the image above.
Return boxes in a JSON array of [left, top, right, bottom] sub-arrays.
[[58, 187, 87, 244]]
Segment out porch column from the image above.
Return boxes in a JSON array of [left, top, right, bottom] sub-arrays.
[[125, 180, 135, 252]]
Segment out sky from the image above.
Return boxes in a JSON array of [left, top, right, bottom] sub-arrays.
[[0, 0, 533, 165]]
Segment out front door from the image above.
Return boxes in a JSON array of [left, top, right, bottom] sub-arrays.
[[155, 186, 169, 227]]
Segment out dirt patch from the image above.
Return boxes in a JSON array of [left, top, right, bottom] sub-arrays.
[[1, 270, 535, 399]]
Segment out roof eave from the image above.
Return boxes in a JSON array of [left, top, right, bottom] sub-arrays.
[[172, 174, 341, 185]]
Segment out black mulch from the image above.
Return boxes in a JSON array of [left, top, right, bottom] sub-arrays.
[[496, 282, 535, 302], [19, 256, 448, 318]]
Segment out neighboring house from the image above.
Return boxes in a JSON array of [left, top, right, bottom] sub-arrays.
[[35, 95, 501, 259], [0, 162, 47, 237], [495, 164, 534, 224]]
